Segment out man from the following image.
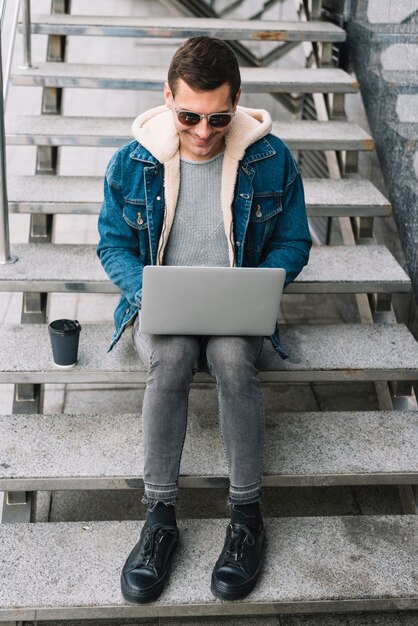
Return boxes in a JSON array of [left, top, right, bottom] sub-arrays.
[[97, 36, 311, 603]]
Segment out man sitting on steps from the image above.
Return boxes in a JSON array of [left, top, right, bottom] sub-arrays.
[[97, 36, 311, 603]]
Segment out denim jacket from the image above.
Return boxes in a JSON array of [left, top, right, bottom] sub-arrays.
[[97, 105, 311, 355]]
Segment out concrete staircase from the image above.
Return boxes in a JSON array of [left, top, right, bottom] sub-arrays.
[[1, 0, 417, 623]]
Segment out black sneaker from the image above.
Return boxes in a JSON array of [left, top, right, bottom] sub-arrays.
[[211, 522, 265, 601], [121, 522, 179, 603]]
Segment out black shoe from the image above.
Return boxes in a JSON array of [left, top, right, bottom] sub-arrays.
[[211, 522, 265, 601], [121, 522, 179, 603]]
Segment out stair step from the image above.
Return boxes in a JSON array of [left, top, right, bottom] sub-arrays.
[[8, 176, 392, 218], [30, 616, 418, 626], [12, 63, 359, 93], [0, 516, 416, 620], [1, 411, 417, 491], [24, 14, 346, 42], [6, 116, 375, 150], [303, 178, 391, 216], [1, 322, 417, 384], [0, 244, 410, 294]]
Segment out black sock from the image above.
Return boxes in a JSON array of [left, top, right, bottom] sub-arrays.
[[230, 501, 262, 530], [146, 501, 177, 527]]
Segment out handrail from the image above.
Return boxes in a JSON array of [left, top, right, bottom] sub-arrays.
[[0, 0, 24, 264], [20, 0, 33, 70], [4, 0, 22, 103]]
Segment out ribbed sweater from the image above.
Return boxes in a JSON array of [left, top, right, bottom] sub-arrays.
[[163, 152, 230, 267]]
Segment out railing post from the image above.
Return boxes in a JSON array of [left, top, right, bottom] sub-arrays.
[[0, 28, 17, 265], [20, 0, 33, 69]]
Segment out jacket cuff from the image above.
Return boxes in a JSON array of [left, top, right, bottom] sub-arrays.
[[134, 288, 142, 307]]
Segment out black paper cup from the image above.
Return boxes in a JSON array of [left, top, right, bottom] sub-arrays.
[[48, 319, 81, 369]]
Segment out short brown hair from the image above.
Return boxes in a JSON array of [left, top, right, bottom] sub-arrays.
[[168, 36, 241, 103]]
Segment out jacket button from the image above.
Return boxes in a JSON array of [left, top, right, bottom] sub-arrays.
[[136, 212, 144, 225], [126, 307, 130, 314], [256, 205, 262, 218], [156, 195, 161, 201], [236, 241, 241, 247], [240, 193, 250, 199]]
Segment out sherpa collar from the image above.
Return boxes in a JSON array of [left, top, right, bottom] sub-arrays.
[[131, 105, 273, 265]]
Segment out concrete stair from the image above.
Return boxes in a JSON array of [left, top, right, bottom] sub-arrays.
[[1, 322, 417, 384], [12, 63, 359, 94], [1, 411, 417, 490], [2, 0, 417, 623], [0, 243, 411, 294], [23, 13, 346, 41], [7, 175, 392, 217], [6, 116, 375, 150], [0, 516, 417, 620]]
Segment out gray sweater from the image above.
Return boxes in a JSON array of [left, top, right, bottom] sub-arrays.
[[163, 152, 230, 267]]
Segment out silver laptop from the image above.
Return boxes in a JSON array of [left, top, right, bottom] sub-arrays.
[[140, 266, 286, 336]]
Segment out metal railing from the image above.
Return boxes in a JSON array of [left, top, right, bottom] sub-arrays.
[[0, 0, 32, 264]]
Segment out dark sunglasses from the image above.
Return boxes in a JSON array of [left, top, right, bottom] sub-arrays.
[[173, 105, 235, 128]]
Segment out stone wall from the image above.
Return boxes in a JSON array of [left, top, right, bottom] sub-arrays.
[[337, 0, 418, 337]]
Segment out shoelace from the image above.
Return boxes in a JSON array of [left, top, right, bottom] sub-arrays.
[[140, 524, 177, 567], [221, 524, 255, 566]]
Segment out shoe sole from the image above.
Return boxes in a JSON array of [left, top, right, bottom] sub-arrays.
[[120, 543, 177, 604], [210, 549, 265, 601]]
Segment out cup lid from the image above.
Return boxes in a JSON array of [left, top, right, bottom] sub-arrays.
[[48, 319, 81, 334]]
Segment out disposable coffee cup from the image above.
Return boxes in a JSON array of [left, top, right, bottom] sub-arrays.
[[48, 319, 81, 369]]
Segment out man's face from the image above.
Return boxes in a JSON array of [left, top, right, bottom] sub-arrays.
[[164, 79, 240, 161]]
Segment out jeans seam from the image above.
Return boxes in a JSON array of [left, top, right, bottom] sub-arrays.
[[206, 337, 265, 501], [172, 377, 193, 483], [173, 358, 198, 481], [207, 357, 231, 478]]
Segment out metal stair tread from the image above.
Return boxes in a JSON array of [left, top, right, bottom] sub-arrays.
[[0, 516, 417, 619], [12, 63, 359, 93], [1, 410, 417, 490], [0, 243, 410, 294], [8, 176, 392, 217], [6, 116, 375, 150], [24, 14, 346, 41], [1, 322, 417, 383]]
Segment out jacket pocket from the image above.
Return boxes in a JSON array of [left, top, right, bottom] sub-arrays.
[[246, 194, 282, 252], [250, 193, 282, 223], [123, 201, 148, 230], [123, 202, 150, 262]]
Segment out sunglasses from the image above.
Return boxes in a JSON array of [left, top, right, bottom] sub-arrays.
[[173, 105, 235, 128]]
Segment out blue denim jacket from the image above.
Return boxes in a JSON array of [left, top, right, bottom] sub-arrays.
[[97, 133, 311, 355]]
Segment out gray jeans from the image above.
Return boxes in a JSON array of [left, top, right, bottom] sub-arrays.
[[132, 314, 265, 506]]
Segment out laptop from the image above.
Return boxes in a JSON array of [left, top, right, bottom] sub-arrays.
[[140, 266, 286, 336]]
